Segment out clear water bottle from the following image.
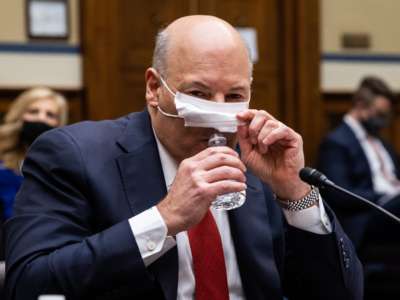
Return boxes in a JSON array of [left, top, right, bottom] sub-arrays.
[[208, 133, 246, 210]]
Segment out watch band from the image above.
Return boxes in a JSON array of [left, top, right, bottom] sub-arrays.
[[277, 186, 319, 211]]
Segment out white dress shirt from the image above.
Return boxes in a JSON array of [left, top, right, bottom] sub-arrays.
[[344, 114, 400, 200], [129, 133, 332, 299]]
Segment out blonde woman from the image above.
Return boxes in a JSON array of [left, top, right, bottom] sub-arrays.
[[0, 87, 68, 220]]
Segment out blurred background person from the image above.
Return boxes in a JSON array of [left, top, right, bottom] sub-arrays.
[[317, 76, 399, 248], [0, 87, 68, 296], [0, 87, 68, 221]]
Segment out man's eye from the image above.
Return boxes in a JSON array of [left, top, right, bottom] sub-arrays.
[[189, 91, 208, 99], [226, 94, 246, 102]]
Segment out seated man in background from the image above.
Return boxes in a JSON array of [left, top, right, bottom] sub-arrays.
[[6, 15, 362, 299], [317, 76, 400, 248]]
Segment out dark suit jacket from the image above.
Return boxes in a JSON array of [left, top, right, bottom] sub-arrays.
[[317, 121, 400, 247], [5, 111, 362, 300]]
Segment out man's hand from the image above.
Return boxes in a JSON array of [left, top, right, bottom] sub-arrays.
[[237, 109, 310, 201], [157, 146, 247, 235]]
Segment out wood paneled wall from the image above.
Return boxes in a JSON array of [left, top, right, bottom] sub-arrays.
[[278, 0, 321, 163], [81, 0, 321, 163]]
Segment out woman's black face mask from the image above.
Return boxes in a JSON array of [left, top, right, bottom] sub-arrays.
[[20, 121, 55, 146]]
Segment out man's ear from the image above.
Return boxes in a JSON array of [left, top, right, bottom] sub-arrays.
[[145, 68, 161, 108]]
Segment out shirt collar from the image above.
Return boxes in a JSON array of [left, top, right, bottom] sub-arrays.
[[343, 114, 368, 141], [152, 128, 178, 189]]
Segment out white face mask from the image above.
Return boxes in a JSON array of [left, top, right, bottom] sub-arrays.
[[157, 77, 250, 133]]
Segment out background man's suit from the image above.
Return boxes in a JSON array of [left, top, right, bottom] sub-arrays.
[[317, 121, 400, 247], [6, 111, 362, 299]]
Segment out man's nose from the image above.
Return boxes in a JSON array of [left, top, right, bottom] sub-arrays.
[[214, 93, 225, 103]]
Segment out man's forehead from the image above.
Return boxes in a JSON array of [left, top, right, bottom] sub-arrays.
[[373, 96, 392, 109], [168, 31, 241, 59], [165, 37, 250, 79]]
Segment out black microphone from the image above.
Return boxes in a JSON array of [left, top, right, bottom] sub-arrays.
[[299, 167, 335, 188], [299, 167, 400, 224]]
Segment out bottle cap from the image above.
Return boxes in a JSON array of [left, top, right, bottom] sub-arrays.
[[208, 133, 227, 147]]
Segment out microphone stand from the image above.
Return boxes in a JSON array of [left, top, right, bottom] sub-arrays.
[[300, 167, 400, 224], [325, 182, 400, 224]]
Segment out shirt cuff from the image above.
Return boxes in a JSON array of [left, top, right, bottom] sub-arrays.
[[129, 206, 176, 266], [282, 195, 332, 234]]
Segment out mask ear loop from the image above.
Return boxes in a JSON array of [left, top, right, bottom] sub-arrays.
[[159, 77, 175, 97], [157, 76, 183, 119], [157, 106, 182, 118]]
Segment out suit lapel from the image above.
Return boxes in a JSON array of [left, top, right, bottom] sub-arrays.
[[228, 172, 282, 299], [115, 111, 178, 300]]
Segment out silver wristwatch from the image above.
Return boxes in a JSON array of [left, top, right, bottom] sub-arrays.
[[277, 186, 320, 211]]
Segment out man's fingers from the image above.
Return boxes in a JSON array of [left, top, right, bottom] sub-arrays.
[[256, 120, 278, 151], [237, 125, 252, 158], [198, 152, 247, 173], [207, 180, 247, 198], [237, 110, 277, 145], [237, 109, 275, 123], [238, 109, 298, 154], [203, 166, 246, 183], [237, 124, 249, 140], [262, 125, 298, 149], [236, 109, 256, 121], [248, 113, 268, 144], [191, 145, 239, 162], [257, 120, 282, 153]]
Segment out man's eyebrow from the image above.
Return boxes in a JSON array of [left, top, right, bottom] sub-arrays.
[[179, 81, 211, 90], [179, 82, 249, 92], [230, 85, 248, 92]]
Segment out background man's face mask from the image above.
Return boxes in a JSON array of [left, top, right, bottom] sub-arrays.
[[157, 77, 250, 133], [361, 112, 391, 136]]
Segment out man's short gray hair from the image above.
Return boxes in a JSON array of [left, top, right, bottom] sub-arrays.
[[152, 29, 169, 77], [152, 28, 253, 78]]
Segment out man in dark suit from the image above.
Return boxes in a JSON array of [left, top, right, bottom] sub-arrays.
[[5, 16, 362, 299], [317, 76, 400, 248]]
